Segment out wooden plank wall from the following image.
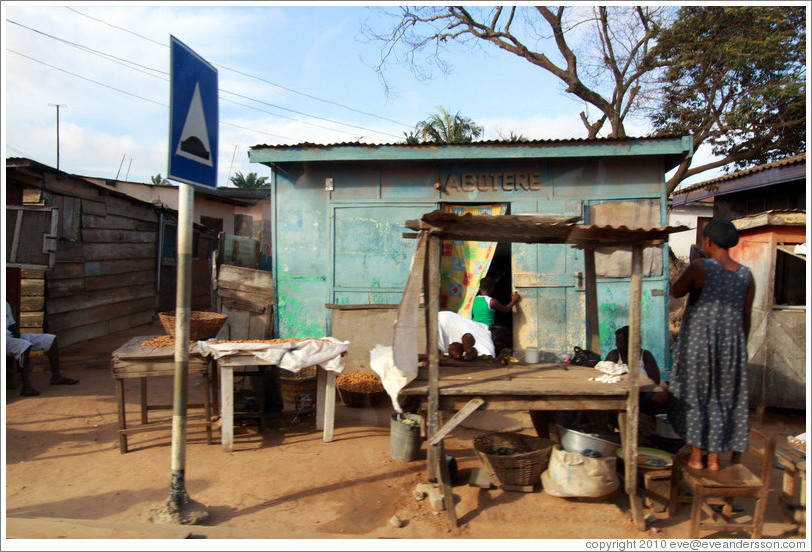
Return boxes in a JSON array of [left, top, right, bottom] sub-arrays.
[[43, 174, 159, 347], [158, 233, 217, 313], [20, 269, 45, 334]]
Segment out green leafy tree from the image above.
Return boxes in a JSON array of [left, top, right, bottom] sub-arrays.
[[229, 171, 270, 189], [151, 173, 170, 186], [413, 107, 483, 144], [648, 6, 806, 193]]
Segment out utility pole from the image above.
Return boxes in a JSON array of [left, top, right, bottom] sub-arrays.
[[226, 144, 237, 185], [48, 103, 67, 170]]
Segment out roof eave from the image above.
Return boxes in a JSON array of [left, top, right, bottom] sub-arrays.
[[249, 136, 692, 170]]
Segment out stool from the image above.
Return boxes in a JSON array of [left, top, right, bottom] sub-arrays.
[[642, 469, 672, 513], [775, 444, 806, 538]]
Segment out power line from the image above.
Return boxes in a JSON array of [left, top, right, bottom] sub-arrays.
[[7, 20, 166, 79], [8, 49, 166, 107], [7, 19, 403, 140], [64, 6, 165, 47], [7, 49, 293, 143], [63, 6, 413, 129]]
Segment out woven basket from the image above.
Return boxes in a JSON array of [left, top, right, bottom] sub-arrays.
[[473, 432, 555, 487], [280, 366, 318, 406], [337, 386, 387, 408], [158, 311, 228, 340]]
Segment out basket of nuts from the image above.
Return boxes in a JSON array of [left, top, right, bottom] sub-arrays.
[[158, 311, 228, 341], [336, 373, 387, 408]]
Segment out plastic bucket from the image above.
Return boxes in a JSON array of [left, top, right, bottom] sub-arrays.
[[390, 412, 423, 462]]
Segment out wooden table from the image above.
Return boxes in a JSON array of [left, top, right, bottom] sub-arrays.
[[775, 443, 806, 537], [110, 336, 214, 454], [401, 361, 656, 412], [217, 355, 338, 452], [400, 360, 657, 524]]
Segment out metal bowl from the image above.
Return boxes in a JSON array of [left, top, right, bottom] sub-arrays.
[[655, 413, 681, 440], [557, 425, 621, 458]]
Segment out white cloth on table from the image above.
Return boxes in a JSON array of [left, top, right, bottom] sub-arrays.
[[437, 310, 495, 357], [593, 359, 647, 376], [6, 302, 56, 360], [195, 337, 349, 374]]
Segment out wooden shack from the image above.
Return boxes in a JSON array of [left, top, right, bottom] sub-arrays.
[[5, 158, 215, 348], [731, 211, 806, 413]]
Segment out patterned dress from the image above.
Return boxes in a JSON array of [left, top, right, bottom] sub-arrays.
[[668, 259, 752, 453]]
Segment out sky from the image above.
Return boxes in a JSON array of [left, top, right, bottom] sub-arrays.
[[2, 2, 738, 189]]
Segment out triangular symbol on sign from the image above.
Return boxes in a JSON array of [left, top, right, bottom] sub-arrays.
[[176, 83, 213, 167]]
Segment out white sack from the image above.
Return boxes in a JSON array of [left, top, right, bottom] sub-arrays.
[[541, 445, 620, 498]]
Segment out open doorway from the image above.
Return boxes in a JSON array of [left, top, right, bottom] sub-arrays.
[[438, 202, 514, 350]]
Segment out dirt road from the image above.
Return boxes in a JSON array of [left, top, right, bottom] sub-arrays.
[[4, 321, 807, 544]]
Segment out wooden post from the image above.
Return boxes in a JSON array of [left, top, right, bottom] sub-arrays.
[[426, 234, 441, 483], [627, 245, 644, 530], [116, 378, 128, 454], [584, 247, 600, 353], [220, 365, 233, 451]]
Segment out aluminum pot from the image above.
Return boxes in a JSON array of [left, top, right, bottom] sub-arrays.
[[557, 425, 621, 458], [655, 414, 681, 440]]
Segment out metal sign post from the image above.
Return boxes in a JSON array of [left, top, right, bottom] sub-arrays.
[[150, 35, 218, 525]]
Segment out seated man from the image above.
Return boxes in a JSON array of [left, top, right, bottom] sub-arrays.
[[530, 325, 668, 439], [604, 325, 668, 417], [6, 302, 78, 396]]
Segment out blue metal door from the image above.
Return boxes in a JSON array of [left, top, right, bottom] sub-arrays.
[[332, 204, 434, 305], [511, 199, 586, 358]]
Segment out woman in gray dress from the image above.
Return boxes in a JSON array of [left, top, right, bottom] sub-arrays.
[[668, 220, 755, 471]]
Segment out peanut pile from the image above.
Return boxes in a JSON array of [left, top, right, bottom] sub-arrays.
[[788, 435, 806, 453], [141, 335, 194, 348], [141, 336, 328, 347], [336, 373, 384, 393]]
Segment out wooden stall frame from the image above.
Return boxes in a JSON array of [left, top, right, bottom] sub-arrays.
[[400, 212, 687, 531]]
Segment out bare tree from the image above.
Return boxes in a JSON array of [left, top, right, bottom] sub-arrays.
[[364, 6, 670, 139]]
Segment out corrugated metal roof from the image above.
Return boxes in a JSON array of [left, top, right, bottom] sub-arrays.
[[249, 135, 693, 171], [6, 157, 158, 210], [250, 135, 686, 150], [406, 211, 689, 247], [672, 153, 806, 197]]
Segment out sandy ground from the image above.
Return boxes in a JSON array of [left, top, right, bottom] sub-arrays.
[[3, 320, 808, 547]]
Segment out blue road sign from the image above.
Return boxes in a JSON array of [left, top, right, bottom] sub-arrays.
[[168, 36, 218, 189]]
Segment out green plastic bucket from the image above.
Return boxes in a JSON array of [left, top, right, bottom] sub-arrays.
[[390, 412, 423, 462]]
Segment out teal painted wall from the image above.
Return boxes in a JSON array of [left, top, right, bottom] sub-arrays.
[[267, 155, 672, 366]]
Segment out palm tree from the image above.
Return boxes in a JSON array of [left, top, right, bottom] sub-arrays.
[[151, 173, 170, 186], [229, 171, 270, 189], [402, 131, 421, 144], [497, 130, 529, 142], [413, 107, 483, 144]]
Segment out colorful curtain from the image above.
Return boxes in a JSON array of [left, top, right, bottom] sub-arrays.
[[439, 203, 507, 318]]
